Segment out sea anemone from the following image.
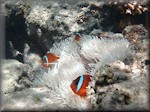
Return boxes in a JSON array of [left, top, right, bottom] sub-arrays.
[[32, 34, 129, 110]]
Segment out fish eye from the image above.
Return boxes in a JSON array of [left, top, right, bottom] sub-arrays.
[[72, 76, 80, 85]]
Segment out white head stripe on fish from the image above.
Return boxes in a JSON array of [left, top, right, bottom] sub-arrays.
[[76, 75, 84, 92], [43, 55, 49, 66]]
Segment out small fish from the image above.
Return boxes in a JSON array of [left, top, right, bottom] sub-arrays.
[[42, 52, 60, 68], [74, 34, 81, 42], [70, 74, 92, 97]]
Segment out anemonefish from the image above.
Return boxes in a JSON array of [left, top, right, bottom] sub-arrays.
[[74, 34, 81, 42], [42, 52, 60, 68], [70, 74, 92, 97]]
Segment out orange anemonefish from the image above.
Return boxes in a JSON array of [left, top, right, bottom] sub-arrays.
[[70, 74, 92, 97], [74, 34, 81, 42], [42, 52, 60, 68]]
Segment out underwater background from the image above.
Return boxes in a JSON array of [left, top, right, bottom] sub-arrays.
[[0, 0, 149, 111]]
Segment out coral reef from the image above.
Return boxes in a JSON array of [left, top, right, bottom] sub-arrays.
[[0, 0, 149, 111], [1, 59, 30, 94], [2, 0, 149, 59], [1, 34, 130, 110], [115, 1, 149, 15], [99, 0, 149, 15], [87, 24, 149, 110]]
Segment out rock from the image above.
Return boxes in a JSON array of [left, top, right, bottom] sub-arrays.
[[1, 87, 73, 111], [1, 59, 29, 94], [87, 23, 149, 110]]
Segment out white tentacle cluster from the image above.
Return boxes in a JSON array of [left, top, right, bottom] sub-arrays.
[[33, 34, 129, 110]]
